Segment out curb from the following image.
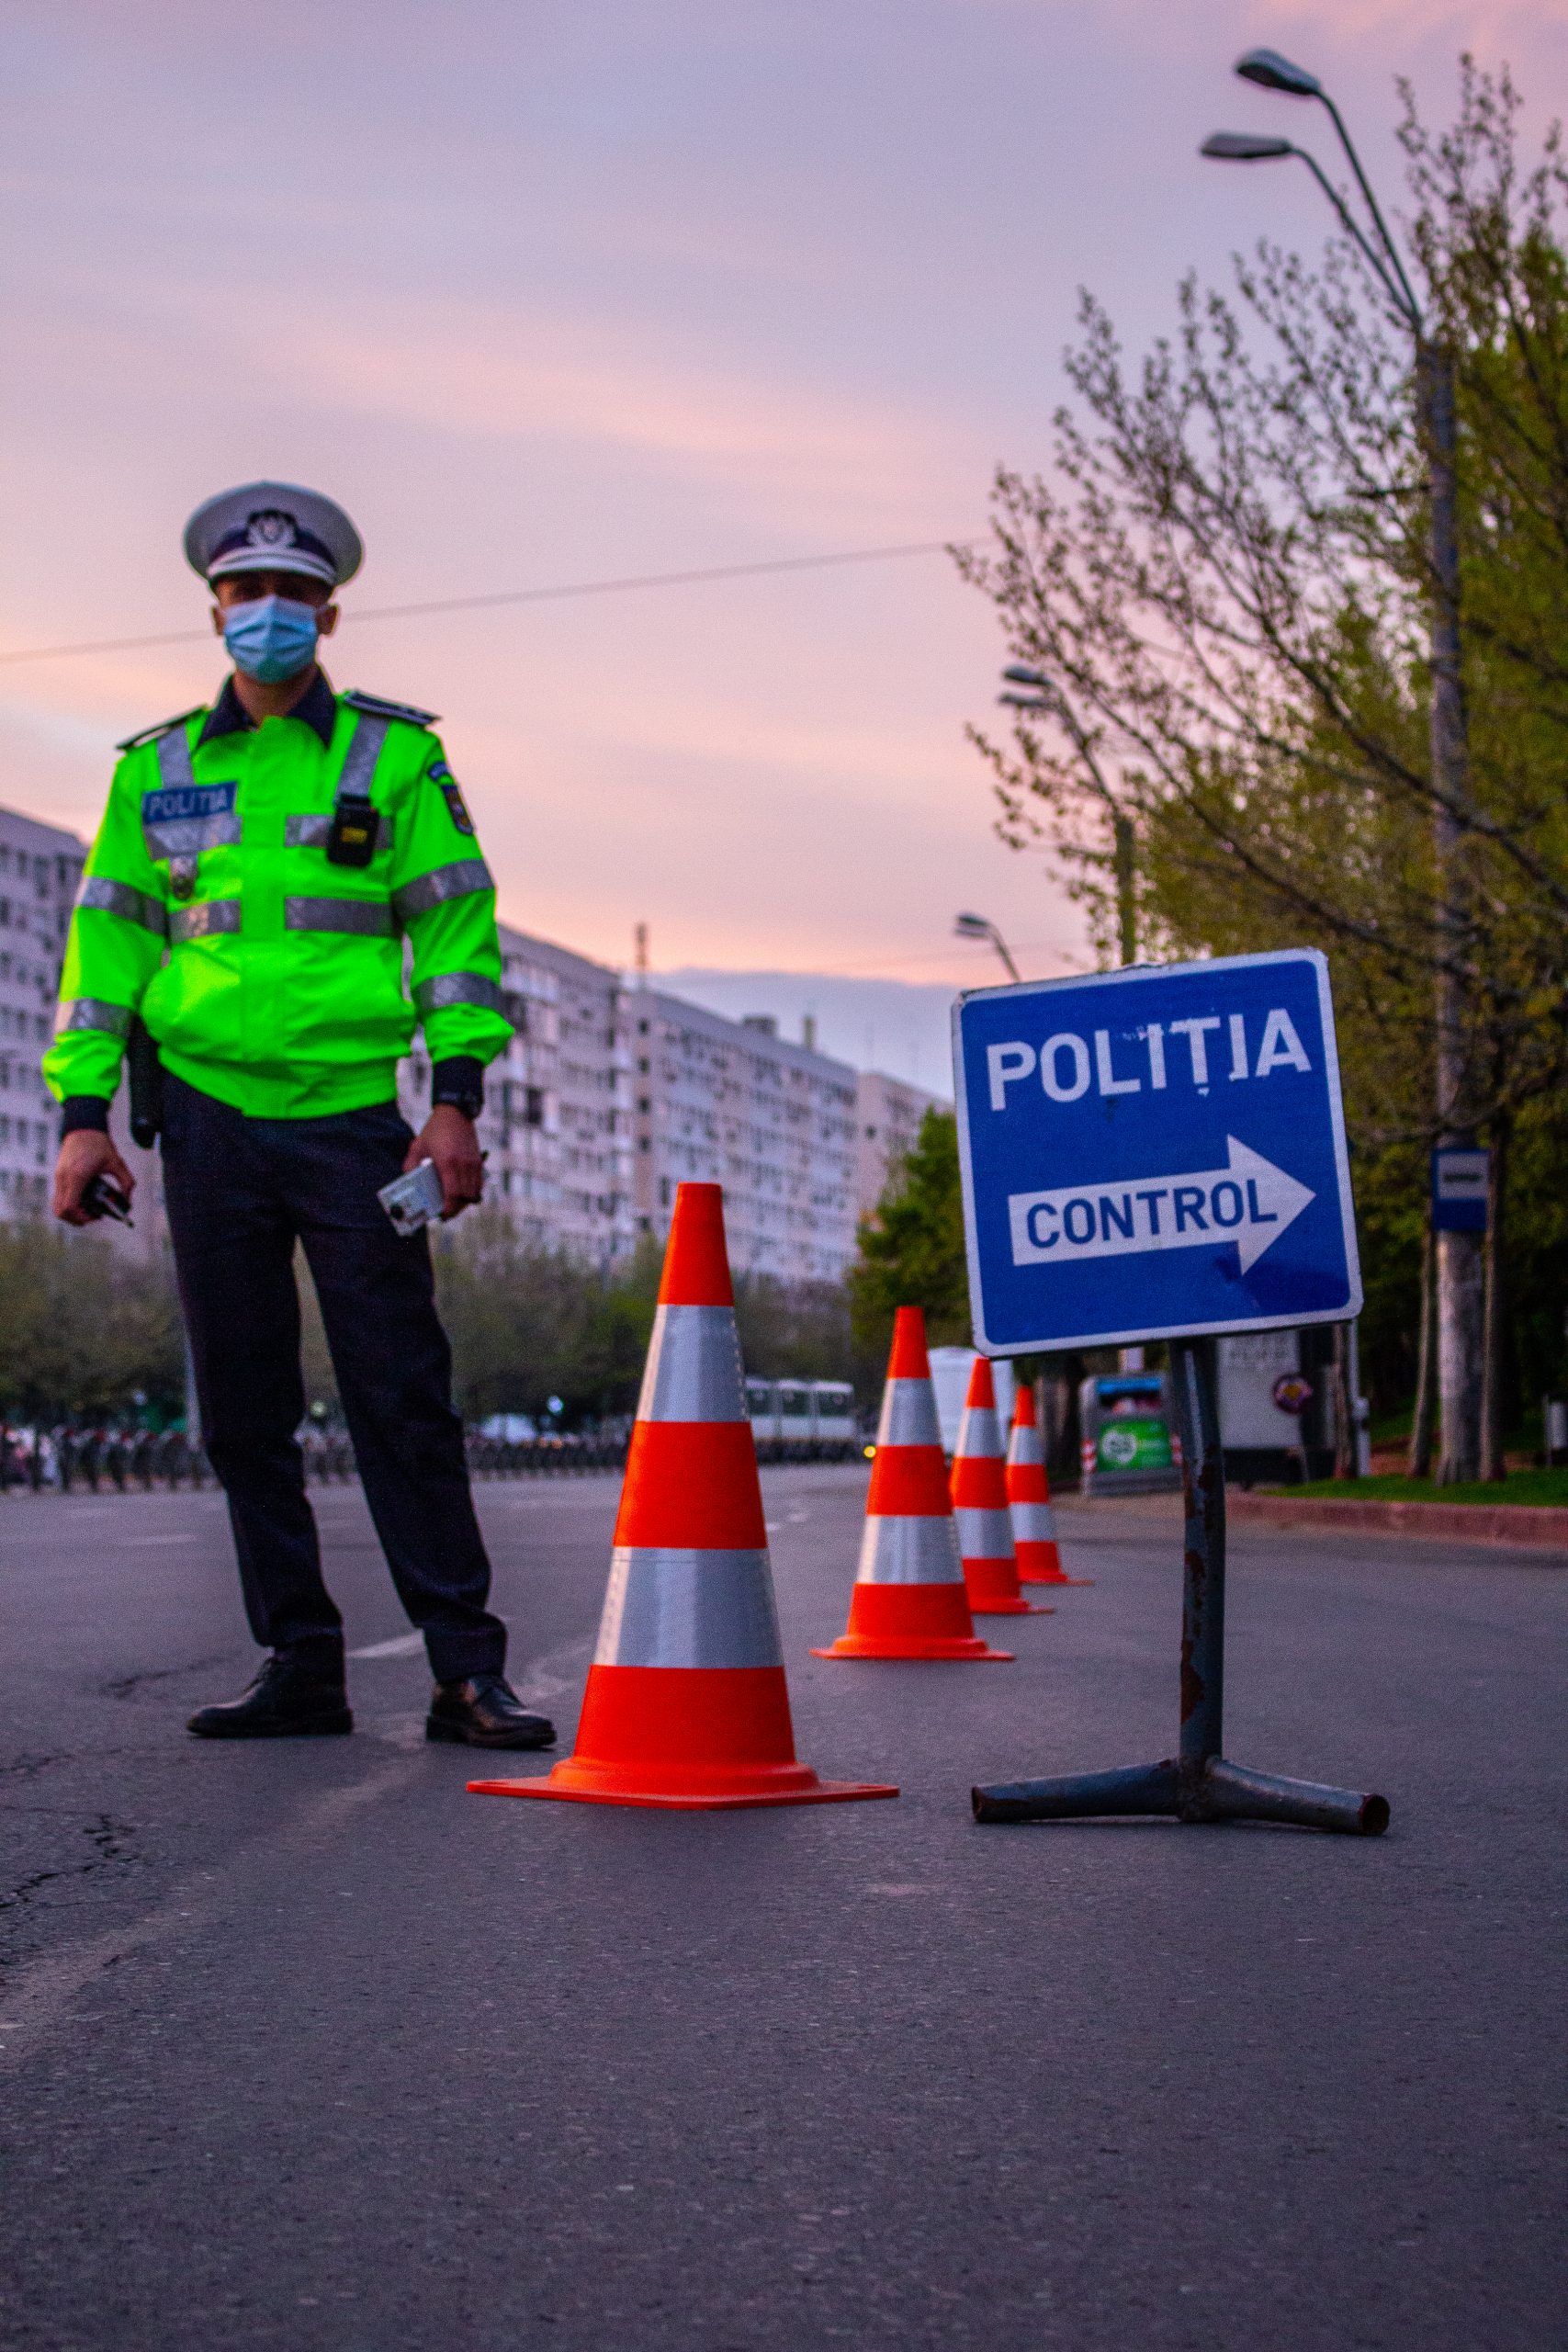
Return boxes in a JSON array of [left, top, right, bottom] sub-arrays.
[[1227, 1490, 1568, 1554]]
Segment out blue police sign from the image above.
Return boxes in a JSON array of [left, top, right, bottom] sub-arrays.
[[953, 949, 1361, 1353]]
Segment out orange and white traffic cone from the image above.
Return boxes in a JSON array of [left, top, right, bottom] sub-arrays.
[[813, 1307, 1013, 1662], [1008, 1382, 1092, 1587], [468, 1183, 897, 1811], [951, 1357, 1050, 1616]]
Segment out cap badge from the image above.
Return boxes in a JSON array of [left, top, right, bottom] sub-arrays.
[[245, 510, 299, 550]]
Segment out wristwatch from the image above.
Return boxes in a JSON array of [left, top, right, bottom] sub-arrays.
[[430, 1057, 485, 1121]]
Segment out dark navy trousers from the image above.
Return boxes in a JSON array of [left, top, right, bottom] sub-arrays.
[[160, 1072, 505, 1683]]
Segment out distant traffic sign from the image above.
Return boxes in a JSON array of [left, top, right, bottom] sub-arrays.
[[1431, 1147, 1489, 1233], [953, 950, 1361, 1353]]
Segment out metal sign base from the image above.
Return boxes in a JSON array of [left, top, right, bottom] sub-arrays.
[[972, 1338, 1390, 1838]]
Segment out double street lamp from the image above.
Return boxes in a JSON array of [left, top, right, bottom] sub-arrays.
[[1203, 45, 1481, 1484]]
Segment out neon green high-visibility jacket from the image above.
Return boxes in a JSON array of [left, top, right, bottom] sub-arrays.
[[43, 675, 513, 1120]]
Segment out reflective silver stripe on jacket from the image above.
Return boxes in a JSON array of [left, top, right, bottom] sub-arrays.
[[635, 1304, 747, 1424], [593, 1545, 783, 1668], [412, 972, 505, 1017], [143, 728, 243, 861], [1010, 1499, 1056, 1543], [144, 812, 241, 860], [287, 809, 396, 852], [284, 897, 398, 937], [156, 721, 195, 793], [288, 808, 394, 855], [170, 899, 243, 944], [75, 876, 166, 936], [285, 714, 394, 849], [856, 1513, 964, 1588], [875, 1377, 942, 1450], [56, 998, 132, 1038], [335, 713, 389, 801], [954, 1506, 1013, 1561], [955, 1405, 1002, 1461], [390, 859, 493, 923]]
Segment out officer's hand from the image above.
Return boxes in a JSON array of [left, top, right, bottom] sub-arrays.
[[52, 1130, 135, 1227], [408, 1106, 486, 1220]]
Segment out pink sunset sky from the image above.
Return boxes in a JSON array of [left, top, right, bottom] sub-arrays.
[[1, 0, 1562, 1010]]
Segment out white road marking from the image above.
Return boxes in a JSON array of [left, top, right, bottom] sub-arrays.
[[124, 1534, 198, 1547], [516, 1669, 572, 1704], [348, 1632, 425, 1659]]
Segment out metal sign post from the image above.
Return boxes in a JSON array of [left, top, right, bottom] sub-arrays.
[[973, 1335, 1388, 1832], [953, 951, 1388, 1838]]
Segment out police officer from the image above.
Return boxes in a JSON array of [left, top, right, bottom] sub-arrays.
[[47, 481, 554, 1750]]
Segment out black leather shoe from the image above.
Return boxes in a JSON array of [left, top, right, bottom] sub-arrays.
[[426, 1674, 556, 1750], [187, 1654, 353, 1739]]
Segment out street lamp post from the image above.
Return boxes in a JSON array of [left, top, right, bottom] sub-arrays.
[[953, 910, 1021, 983], [1203, 46, 1482, 1483], [999, 666, 1137, 966]]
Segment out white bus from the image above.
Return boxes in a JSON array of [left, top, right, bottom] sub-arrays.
[[745, 1379, 858, 1461]]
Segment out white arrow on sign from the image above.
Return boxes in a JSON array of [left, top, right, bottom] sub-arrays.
[[1008, 1136, 1315, 1276]]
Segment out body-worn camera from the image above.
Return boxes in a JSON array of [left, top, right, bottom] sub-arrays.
[[327, 794, 379, 867]]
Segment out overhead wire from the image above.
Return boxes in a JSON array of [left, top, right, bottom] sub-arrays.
[[0, 536, 981, 668]]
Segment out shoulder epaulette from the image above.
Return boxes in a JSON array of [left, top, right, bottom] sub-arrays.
[[115, 706, 205, 754], [343, 688, 440, 729]]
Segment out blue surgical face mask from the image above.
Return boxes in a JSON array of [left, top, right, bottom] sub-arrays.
[[221, 594, 321, 684]]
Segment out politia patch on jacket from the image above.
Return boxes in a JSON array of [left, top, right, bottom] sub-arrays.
[[141, 780, 237, 827], [427, 760, 474, 835]]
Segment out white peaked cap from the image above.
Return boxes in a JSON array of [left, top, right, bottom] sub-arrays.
[[184, 481, 364, 589]]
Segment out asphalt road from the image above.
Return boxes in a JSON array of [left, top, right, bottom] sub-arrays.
[[2, 1467, 1563, 2351]]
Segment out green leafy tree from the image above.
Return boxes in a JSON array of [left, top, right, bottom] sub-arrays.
[[733, 1274, 851, 1383], [849, 1109, 969, 1378], [958, 61, 1568, 1463], [0, 1222, 183, 1422], [431, 1215, 661, 1423]]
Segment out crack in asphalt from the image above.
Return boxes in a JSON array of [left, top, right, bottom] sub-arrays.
[[100, 1654, 240, 1701], [0, 1755, 66, 1782], [0, 1756, 420, 2063], [1, 1816, 141, 1917], [0, 1870, 62, 1911]]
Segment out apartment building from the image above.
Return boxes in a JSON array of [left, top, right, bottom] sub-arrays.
[[0, 806, 85, 1219], [627, 994, 857, 1283], [854, 1069, 949, 1220]]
